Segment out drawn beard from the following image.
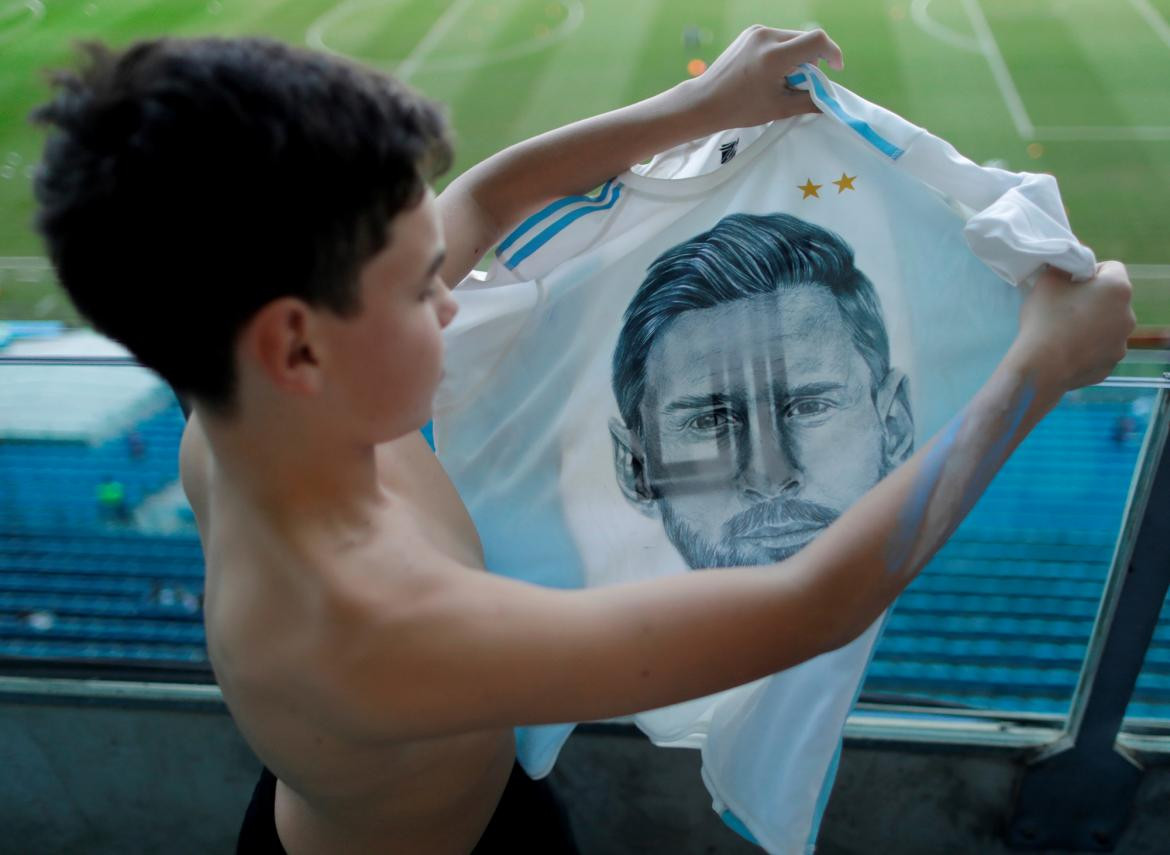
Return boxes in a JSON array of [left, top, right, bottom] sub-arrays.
[[658, 457, 895, 570]]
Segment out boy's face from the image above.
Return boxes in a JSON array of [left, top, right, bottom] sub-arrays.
[[328, 188, 457, 441]]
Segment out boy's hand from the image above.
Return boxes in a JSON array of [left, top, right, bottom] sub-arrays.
[[438, 26, 844, 287], [683, 26, 844, 134], [1009, 261, 1135, 399]]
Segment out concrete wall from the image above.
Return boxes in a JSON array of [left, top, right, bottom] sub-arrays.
[[818, 743, 1170, 855], [1, 698, 1167, 854], [2, 699, 254, 854]]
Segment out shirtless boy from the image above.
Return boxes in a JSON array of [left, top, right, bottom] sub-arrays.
[[31, 25, 1134, 855]]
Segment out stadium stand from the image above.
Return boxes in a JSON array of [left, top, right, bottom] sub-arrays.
[[867, 392, 1163, 716]]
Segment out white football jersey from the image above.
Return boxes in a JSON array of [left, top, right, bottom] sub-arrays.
[[434, 64, 1094, 854]]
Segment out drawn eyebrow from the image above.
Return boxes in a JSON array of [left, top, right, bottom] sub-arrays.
[[663, 393, 733, 414], [783, 381, 847, 398], [663, 380, 847, 412]]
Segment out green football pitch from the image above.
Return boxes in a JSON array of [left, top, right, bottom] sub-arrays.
[[1, 0, 1168, 323]]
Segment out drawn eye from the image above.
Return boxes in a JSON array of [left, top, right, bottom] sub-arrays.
[[786, 399, 832, 418], [689, 410, 736, 431]]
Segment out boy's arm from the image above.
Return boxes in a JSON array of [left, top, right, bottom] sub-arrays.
[[435, 26, 842, 287], [340, 265, 1134, 739]]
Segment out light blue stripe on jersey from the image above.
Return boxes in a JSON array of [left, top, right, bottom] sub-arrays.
[[503, 181, 623, 270], [720, 810, 761, 846], [497, 180, 615, 256], [787, 70, 905, 160], [805, 613, 893, 851]]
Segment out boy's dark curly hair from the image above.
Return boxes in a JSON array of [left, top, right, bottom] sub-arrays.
[[32, 37, 452, 415]]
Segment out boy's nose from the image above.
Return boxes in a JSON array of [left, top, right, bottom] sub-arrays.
[[437, 283, 459, 329]]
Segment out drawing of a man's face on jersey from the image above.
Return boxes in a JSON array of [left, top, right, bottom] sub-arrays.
[[609, 213, 915, 569]]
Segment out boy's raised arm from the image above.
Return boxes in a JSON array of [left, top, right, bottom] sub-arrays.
[[338, 266, 1133, 740], [435, 26, 842, 287]]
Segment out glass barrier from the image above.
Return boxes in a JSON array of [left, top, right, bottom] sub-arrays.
[[0, 358, 206, 673], [1, 352, 1167, 732], [862, 383, 1160, 719], [1125, 589, 1170, 725], [0, 259, 82, 325], [1110, 347, 1170, 379]]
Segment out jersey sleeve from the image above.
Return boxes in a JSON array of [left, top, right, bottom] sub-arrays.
[[788, 63, 1096, 284], [492, 178, 626, 280]]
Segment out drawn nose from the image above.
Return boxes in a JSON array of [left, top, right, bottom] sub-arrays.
[[739, 419, 801, 500]]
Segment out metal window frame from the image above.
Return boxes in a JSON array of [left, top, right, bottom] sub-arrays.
[[999, 384, 1170, 850]]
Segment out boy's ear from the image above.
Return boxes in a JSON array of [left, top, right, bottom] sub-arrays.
[[609, 417, 660, 518], [240, 298, 324, 398], [876, 368, 914, 467]]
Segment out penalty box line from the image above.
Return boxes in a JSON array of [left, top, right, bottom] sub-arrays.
[[960, 0, 1035, 139], [962, 0, 1170, 143], [1129, 0, 1170, 54]]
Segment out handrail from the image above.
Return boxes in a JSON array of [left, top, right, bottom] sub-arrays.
[[0, 355, 141, 366], [1128, 326, 1170, 349]]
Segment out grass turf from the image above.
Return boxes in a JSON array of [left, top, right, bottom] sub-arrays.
[[1, 0, 1168, 322]]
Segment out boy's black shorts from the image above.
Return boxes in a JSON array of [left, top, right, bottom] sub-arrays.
[[236, 761, 579, 853]]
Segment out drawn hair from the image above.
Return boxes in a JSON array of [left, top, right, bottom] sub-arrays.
[[612, 213, 889, 435]]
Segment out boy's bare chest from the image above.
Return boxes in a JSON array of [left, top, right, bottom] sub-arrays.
[[375, 431, 485, 568]]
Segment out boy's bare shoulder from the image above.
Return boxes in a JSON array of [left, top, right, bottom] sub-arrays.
[[374, 432, 487, 568]]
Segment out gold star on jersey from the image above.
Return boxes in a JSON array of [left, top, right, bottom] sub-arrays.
[[798, 179, 822, 199], [832, 173, 857, 192]]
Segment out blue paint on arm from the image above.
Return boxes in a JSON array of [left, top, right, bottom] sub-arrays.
[[960, 384, 1036, 518], [884, 412, 963, 575], [884, 383, 1036, 576]]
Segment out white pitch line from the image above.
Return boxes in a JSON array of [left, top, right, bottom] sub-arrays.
[[395, 0, 475, 82], [910, 0, 980, 53], [308, 1, 584, 76], [305, 0, 370, 57], [0, 257, 50, 268], [1036, 126, 1170, 141], [0, 0, 44, 47], [1130, 265, 1170, 279], [1129, 0, 1170, 53], [960, 0, 1035, 139], [412, 0, 584, 74]]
